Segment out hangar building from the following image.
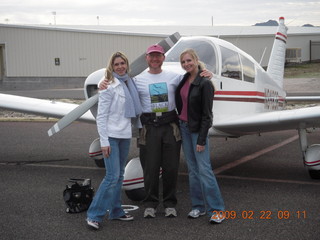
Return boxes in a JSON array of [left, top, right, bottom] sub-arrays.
[[0, 23, 319, 90]]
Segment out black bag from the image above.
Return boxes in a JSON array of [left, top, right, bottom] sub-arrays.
[[63, 178, 94, 213]]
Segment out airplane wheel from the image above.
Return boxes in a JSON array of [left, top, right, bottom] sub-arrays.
[[309, 170, 320, 179], [94, 159, 105, 168], [125, 188, 146, 201]]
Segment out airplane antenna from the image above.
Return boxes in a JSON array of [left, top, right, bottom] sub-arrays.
[[259, 47, 267, 65], [286, 14, 303, 26], [234, 27, 244, 46]]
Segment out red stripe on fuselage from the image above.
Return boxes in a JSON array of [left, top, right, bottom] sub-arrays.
[[215, 91, 265, 97], [214, 91, 284, 104], [214, 97, 265, 103]]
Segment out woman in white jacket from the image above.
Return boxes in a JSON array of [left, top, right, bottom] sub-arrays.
[[87, 52, 142, 230]]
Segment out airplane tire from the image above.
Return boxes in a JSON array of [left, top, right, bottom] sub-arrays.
[[125, 188, 146, 202], [94, 159, 105, 168], [309, 170, 320, 179]]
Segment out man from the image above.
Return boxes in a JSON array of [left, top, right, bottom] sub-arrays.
[[135, 45, 182, 218]]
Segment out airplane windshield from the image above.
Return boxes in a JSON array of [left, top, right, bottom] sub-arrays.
[[166, 38, 217, 74]]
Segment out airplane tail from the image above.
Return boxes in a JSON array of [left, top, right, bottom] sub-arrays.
[[267, 17, 288, 89]]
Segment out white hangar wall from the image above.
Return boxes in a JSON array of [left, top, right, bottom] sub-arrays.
[[0, 24, 164, 78], [221, 33, 320, 66], [0, 24, 319, 89]]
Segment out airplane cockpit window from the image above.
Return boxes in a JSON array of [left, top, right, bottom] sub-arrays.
[[166, 38, 217, 74], [240, 54, 255, 83], [220, 46, 242, 80]]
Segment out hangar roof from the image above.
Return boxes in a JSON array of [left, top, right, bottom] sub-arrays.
[[2, 24, 320, 37], [58, 25, 320, 37]]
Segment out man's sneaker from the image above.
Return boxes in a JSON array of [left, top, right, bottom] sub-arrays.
[[188, 209, 206, 219], [86, 219, 100, 230], [209, 212, 225, 224], [165, 208, 177, 217], [115, 214, 134, 221], [144, 208, 156, 218]]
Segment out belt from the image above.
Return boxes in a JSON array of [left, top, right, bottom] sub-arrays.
[[179, 119, 188, 125], [140, 110, 178, 126]]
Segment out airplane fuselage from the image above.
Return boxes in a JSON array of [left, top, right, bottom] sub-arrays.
[[163, 36, 286, 137]]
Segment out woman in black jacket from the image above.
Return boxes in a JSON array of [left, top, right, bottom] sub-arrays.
[[175, 48, 225, 224]]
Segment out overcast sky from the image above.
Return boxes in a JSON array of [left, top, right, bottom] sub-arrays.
[[1, 0, 319, 27]]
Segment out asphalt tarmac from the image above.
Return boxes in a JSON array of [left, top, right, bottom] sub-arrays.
[[1, 79, 320, 239], [1, 122, 320, 240]]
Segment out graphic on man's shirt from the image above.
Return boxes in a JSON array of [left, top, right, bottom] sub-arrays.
[[149, 82, 169, 112]]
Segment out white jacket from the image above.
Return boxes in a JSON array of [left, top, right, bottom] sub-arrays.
[[96, 78, 132, 147]]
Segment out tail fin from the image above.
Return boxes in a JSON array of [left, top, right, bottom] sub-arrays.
[[267, 17, 288, 88]]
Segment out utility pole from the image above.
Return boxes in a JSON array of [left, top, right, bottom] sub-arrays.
[[52, 11, 56, 25]]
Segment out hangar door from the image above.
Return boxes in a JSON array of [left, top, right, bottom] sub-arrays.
[[310, 41, 320, 62], [0, 45, 5, 81]]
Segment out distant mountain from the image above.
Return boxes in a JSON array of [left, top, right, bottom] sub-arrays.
[[254, 20, 315, 27], [302, 24, 314, 27], [254, 20, 279, 26]]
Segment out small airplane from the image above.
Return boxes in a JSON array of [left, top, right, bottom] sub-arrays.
[[1, 17, 320, 201]]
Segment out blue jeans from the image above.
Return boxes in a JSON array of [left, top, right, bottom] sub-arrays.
[[180, 121, 225, 216], [87, 137, 130, 222]]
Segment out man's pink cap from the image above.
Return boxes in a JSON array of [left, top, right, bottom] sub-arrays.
[[146, 44, 164, 54]]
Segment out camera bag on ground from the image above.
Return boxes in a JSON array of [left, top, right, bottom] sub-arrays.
[[63, 178, 94, 213]]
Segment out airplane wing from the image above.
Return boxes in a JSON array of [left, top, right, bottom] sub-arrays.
[[286, 96, 320, 102], [213, 106, 320, 136], [0, 93, 95, 123]]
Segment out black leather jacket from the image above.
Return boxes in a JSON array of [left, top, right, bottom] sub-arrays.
[[175, 71, 214, 145]]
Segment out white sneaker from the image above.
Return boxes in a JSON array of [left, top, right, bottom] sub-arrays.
[[144, 208, 156, 218], [86, 219, 100, 230], [209, 212, 225, 224], [165, 208, 177, 217], [115, 214, 134, 221], [188, 209, 206, 219]]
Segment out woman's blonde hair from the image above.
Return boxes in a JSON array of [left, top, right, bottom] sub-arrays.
[[180, 48, 206, 70], [105, 52, 130, 83], [180, 48, 215, 91]]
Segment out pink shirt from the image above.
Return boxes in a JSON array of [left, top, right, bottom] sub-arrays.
[[179, 80, 191, 122]]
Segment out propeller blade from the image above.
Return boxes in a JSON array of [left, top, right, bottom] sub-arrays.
[[47, 94, 98, 136], [129, 32, 181, 77]]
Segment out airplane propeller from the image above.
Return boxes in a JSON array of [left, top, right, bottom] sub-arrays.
[[47, 94, 98, 137], [47, 32, 181, 137]]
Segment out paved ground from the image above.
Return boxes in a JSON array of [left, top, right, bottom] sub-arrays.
[[0, 121, 319, 240], [284, 77, 320, 96]]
